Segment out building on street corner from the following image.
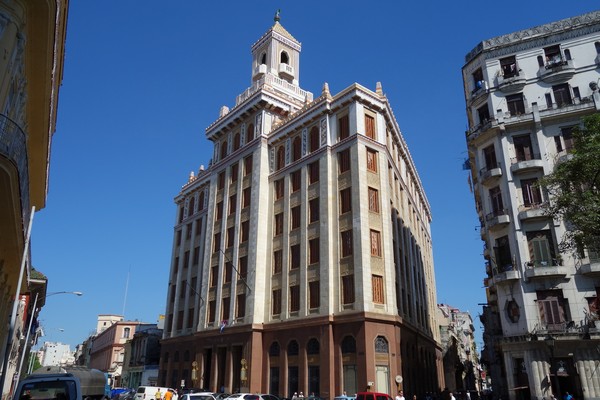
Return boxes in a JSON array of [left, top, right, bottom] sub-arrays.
[[462, 10, 600, 400], [160, 13, 442, 398]]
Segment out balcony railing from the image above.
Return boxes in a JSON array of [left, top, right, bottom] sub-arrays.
[[523, 259, 567, 280], [479, 163, 502, 184], [0, 113, 29, 214], [540, 59, 575, 83], [485, 208, 510, 230], [518, 202, 548, 221], [510, 154, 544, 173]]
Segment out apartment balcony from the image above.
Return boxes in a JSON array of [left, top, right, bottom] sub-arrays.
[[479, 163, 502, 186], [580, 253, 600, 276], [480, 225, 487, 240], [485, 209, 510, 231], [518, 203, 548, 221], [523, 260, 568, 281], [497, 73, 527, 94], [470, 83, 488, 104], [494, 268, 521, 285], [510, 155, 544, 174], [252, 64, 267, 80], [278, 63, 295, 80], [540, 59, 575, 84]]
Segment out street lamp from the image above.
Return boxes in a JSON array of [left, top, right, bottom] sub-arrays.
[[15, 291, 83, 384]]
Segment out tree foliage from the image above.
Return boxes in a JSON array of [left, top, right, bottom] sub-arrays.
[[540, 113, 600, 253]]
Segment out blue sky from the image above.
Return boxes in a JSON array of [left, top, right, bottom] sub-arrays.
[[32, 2, 599, 349]]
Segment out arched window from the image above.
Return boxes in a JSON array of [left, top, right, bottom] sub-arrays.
[[374, 336, 388, 353], [288, 340, 299, 356], [198, 191, 205, 211], [292, 136, 302, 161], [246, 123, 254, 143], [307, 338, 320, 355], [277, 146, 285, 170], [537, 55, 544, 67], [233, 133, 241, 151], [281, 51, 289, 64], [174, 351, 180, 361], [188, 197, 195, 216], [341, 336, 356, 354], [269, 342, 280, 357], [220, 140, 228, 159], [261, 53, 267, 65], [123, 327, 130, 338], [309, 127, 319, 153]]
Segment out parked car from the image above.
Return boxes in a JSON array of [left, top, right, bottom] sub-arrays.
[[334, 396, 356, 400], [356, 392, 393, 400], [180, 393, 219, 400]]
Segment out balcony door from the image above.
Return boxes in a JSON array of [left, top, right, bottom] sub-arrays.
[[514, 135, 533, 162]]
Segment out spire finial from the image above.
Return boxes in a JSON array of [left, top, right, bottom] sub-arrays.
[[274, 9, 281, 22]]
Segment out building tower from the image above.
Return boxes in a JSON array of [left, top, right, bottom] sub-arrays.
[[161, 14, 441, 397], [462, 11, 600, 400]]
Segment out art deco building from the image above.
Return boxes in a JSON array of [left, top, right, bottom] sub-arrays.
[[463, 11, 600, 400], [0, 0, 68, 396], [161, 15, 441, 398]]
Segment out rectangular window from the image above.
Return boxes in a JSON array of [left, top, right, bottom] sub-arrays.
[[494, 236, 513, 272], [309, 198, 319, 223], [240, 220, 249, 242], [242, 187, 251, 208], [227, 226, 234, 248], [490, 186, 504, 215], [272, 289, 282, 315], [553, 83, 572, 107], [210, 265, 218, 287], [193, 246, 200, 265], [340, 187, 352, 214], [308, 161, 319, 184], [290, 244, 300, 269], [231, 163, 239, 183], [183, 251, 189, 269], [521, 178, 542, 207], [372, 274, 385, 304], [244, 155, 253, 176], [309, 281, 320, 309], [341, 229, 353, 257], [176, 230, 182, 246], [229, 194, 236, 215], [500, 55, 518, 78], [514, 135, 534, 162], [342, 275, 355, 305], [225, 261, 232, 283], [274, 213, 284, 236], [291, 170, 301, 192], [537, 290, 566, 330], [338, 149, 351, 173], [275, 178, 284, 200], [290, 285, 300, 312], [208, 300, 216, 323], [368, 187, 379, 213], [213, 232, 221, 253], [506, 93, 525, 116], [291, 205, 301, 230], [366, 148, 378, 172], [273, 249, 283, 273], [370, 230, 382, 257], [238, 256, 248, 279], [309, 238, 320, 264], [561, 126, 575, 152], [186, 223, 192, 240], [483, 145, 497, 170], [477, 105, 490, 125], [365, 114, 376, 140], [236, 294, 246, 318], [527, 230, 555, 267], [338, 114, 349, 140], [218, 171, 225, 190], [216, 201, 223, 220], [222, 297, 230, 321]]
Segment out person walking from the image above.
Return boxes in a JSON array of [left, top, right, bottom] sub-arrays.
[[164, 390, 173, 400], [396, 391, 405, 400], [155, 390, 162, 400]]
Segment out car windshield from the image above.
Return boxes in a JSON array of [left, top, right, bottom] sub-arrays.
[[17, 380, 77, 400]]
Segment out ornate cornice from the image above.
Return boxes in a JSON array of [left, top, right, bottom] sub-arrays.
[[465, 11, 600, 64]]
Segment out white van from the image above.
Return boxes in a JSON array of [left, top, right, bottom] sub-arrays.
[[134, 386, 178, 400]]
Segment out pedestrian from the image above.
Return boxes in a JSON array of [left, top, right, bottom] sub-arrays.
[[164, 390, 173, 400], [396, 391, 405, 400], [293, 392, 298, 400], [564, 392, 573, 400], [300, 392, 305, 398], [155, 390, 162, 400]]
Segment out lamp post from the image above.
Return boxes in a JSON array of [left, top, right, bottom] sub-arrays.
[[14, 291, 83, 387], [545, 336, 561, 399]]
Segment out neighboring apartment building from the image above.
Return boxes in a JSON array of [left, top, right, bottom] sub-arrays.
[[0, 0, 68, 396], [160, 14, 441, 398], [463, 11, 600, 400], [121, 324, 162, 389], [40, 342, 75, 367], [437, 304, 479, 394], [89, 317, 146, 386]]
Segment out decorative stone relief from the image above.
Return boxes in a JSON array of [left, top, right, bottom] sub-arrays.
[[285, 137, 290, 166], [301, 128, 307, 156], [241, 123, 246, 146], [320, 117, 327, 146], [269, 147, 275, 173], [255, 113, 262, 136]]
